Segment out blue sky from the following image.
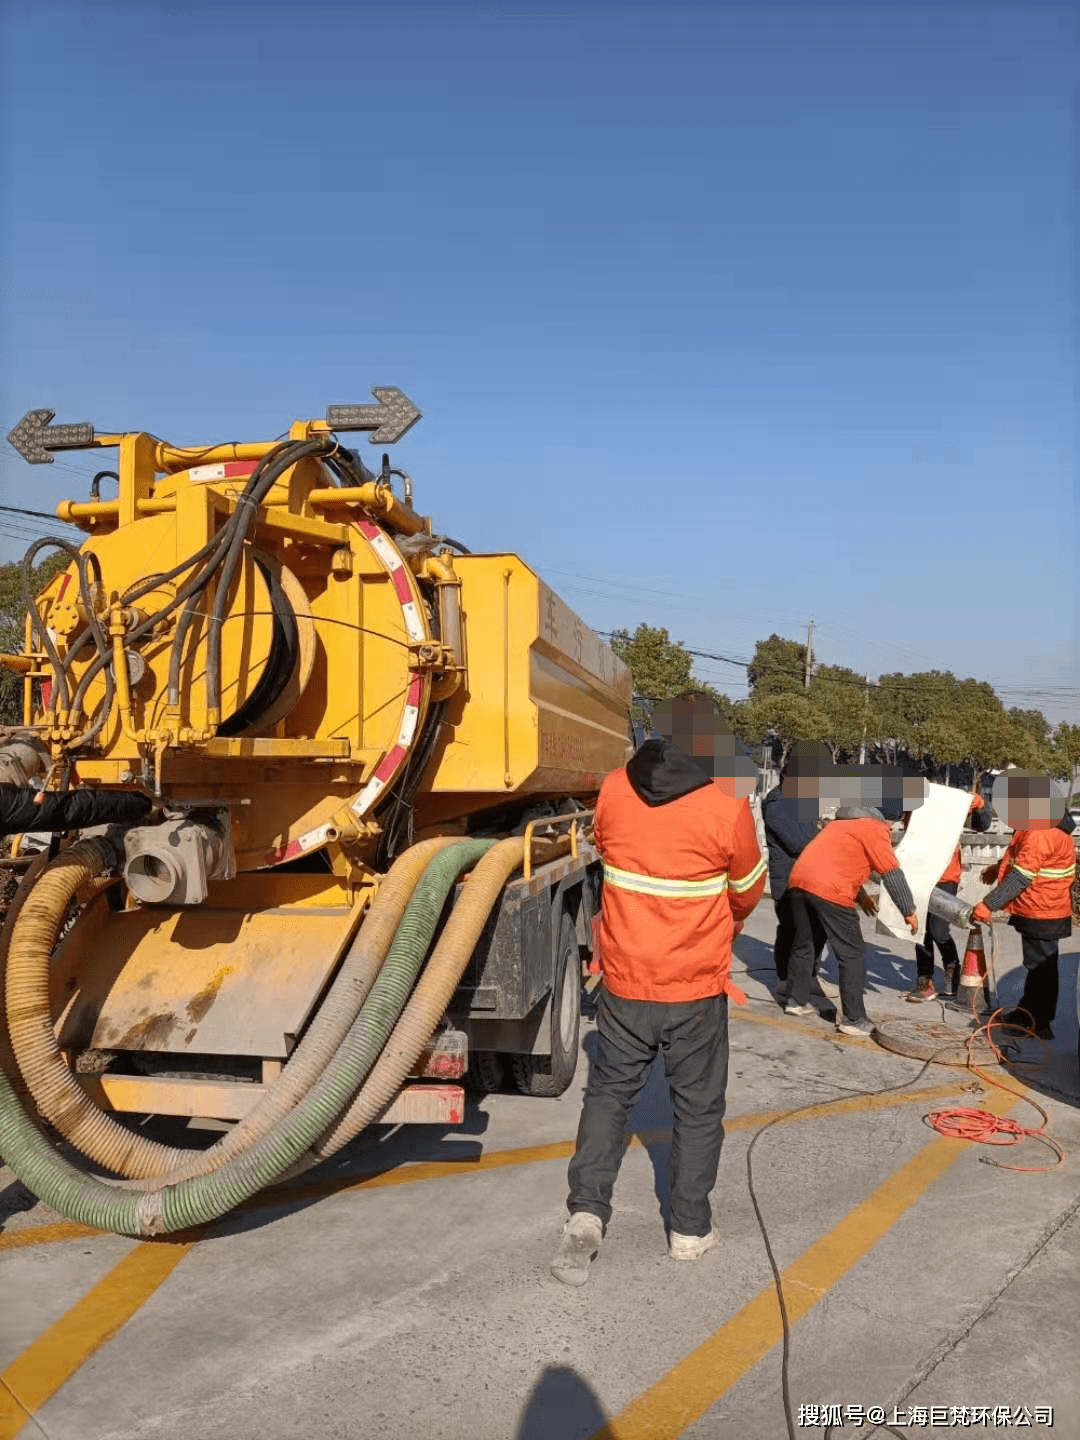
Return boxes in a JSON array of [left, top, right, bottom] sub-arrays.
[[1, 1, 1076, 720]]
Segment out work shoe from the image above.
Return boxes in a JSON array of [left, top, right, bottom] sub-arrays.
[[943, 963, 960, 998], [669, 1227, 719, 1261], [906, 976, 937, 1003], [550, 1212, 603, 1286], [784, 1002, 815, 1017], [836, 1017, 875, 1038], [811, 973, 841, 1001]]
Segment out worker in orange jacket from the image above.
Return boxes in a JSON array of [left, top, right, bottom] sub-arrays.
[[907, 791, 992, 1002], [785, 800, 918, 1037], [972, 800, 1076, 1039], [551, 699, 765, 1286]]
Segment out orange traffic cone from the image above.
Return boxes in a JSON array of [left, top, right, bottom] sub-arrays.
[[958, 925, 988, 988]]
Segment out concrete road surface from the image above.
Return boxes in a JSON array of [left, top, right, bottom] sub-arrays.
[[2, 900, 1078, 1440]]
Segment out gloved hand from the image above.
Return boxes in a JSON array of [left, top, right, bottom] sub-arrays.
[[904, 912, 919, 935], [856, 890, 878, 916], [972, 901, 992, 924], [980, 863, 1000, 885]]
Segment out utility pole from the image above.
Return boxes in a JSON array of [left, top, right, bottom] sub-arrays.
[[859, 673, 870, 763], [803, 618, 814, 688]]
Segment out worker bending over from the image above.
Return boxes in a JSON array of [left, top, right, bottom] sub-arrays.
[[908, 790, 992, 1002], [551, 696, 765, 1285], [785, 797, 917, 1037], [972, 777, 1075, 1040]]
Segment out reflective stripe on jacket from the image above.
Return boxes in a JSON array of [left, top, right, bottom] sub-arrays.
[[996, 828, 1076, 921], [593, 769, 766, 1004]]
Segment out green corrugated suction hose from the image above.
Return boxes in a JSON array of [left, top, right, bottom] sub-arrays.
[[0, 838, 495, 1236]]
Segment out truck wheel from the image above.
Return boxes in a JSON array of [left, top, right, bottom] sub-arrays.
[[464, 1050, 505, 1094], [511, 909, 580, 1098]]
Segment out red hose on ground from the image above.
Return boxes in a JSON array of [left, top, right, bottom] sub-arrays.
[[926, 992, 1064, 1172]]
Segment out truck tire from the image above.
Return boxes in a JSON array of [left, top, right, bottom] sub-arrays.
[[464, 1050, 505, 1094], [511, 909, 580, 1098]]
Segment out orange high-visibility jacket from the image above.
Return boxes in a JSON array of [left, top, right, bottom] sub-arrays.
[[995, 827, 1076, 921], [788, 815, 901, 909], [939, 793, 984, 886], [593, 769, 765, 1004]]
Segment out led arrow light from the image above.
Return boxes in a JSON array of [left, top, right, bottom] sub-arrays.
[[325, 387, 421, 445], [7, 408, 96, 465]]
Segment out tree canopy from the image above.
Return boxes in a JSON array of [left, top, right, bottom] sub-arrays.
[[610, 621, 1075, 782]]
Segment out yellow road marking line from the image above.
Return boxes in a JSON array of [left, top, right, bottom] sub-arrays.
[[0, 1221, 102, 1253], [0, 1081, 970, 1252], [0, 1239, 196, 1440], [591, 1082, 1023, 1440], [734, 1004, 884, 1052], [0, 1078, 979, 1438], [271, 1079, 971, 1207]]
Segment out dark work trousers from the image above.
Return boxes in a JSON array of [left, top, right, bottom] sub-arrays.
[[567, 987, 729, 1238], [773, 888, 826, 983], [915, 879, 960, 979], [787, 889, 867, 1023], [1016, 933, 1060, 1031]]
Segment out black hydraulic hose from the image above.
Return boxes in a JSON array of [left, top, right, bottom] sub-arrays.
[[21, 538, 77, 714], [70, 550, 117, 746], [72, 522, 238, 721], [73, 440, 297, 719], [378, 699, 449, 865], [89, 470, 119, 500], [204, 438, 331, 717], [163, 440, 304, 707], [216, 558, 299, 736]]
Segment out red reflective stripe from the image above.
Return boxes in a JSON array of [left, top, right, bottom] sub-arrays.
[[374, 745, 408, 783], [56, 572, 71, 601], [266, 838, 302, 864], [406, 677, 423, 707], [391, 567, 412, 603], [223, 461, 258, 479]]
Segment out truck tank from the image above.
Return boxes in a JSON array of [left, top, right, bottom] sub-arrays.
[[0, 393, 631, 1236]]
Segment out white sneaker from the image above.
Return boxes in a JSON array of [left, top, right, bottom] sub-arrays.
[[784, 1001, 815, 1017], [550, 1212, 603, 1286], [836, 1017, 875, 1039], [669, 1227, 719, 1261]]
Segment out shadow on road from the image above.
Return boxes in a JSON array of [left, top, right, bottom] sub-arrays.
[[515, 1364, 609, 1439]]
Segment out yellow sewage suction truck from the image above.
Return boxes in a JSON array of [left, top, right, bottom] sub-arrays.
[[0, 390, 631, 1236]]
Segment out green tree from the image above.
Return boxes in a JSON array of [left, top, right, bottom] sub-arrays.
[[1051, 723, 1080, 798], [0, 553, 69, 726], [810, 663, 872, 760], [746, 634, 807, 697], [610, 624, 694, 701], [742, 690, 832, 766], [1008, 707, 1050, 748]]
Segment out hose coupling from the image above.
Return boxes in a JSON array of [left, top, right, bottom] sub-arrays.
[[123, 811, 235, 907]]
